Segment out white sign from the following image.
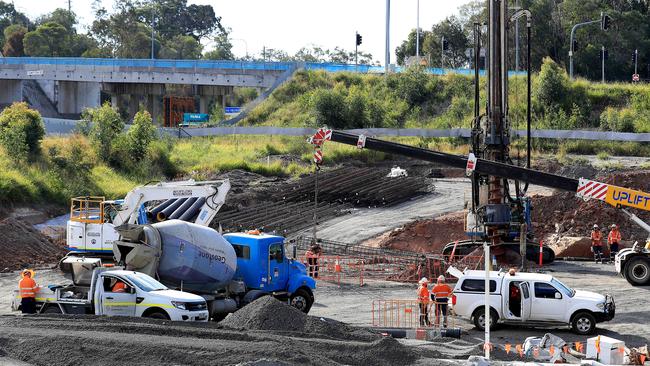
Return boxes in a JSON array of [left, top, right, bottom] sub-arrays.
[[26, 70, 44, 76], [632, 74, 640, 82], [466, 153, 478, 176]]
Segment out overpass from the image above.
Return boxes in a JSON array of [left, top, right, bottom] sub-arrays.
[[0, 57, 519, 123]]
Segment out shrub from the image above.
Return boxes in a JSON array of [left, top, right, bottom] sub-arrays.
[[535, 57, 570, 111], [0, 102, 45, 160], [84, 102, 124, 162], [310, 89, 347, 128], [128, 110, 157, 162]]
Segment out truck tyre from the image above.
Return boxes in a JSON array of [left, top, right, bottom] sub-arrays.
[[145, 311, 169, 320], [571, 312, 596, 335], [41, 306, 62, 314], [625, 257, 650, 286], [290, 288, 314, 313], [472, 307, 498, 331]]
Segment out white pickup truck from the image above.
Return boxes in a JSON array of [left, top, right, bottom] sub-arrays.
[[450, 268, 615, 335], [12, 258, 209, 322]]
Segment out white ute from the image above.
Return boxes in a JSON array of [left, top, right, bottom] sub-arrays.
[[12, 258, 209, 322], [449, 267, 615, 335]]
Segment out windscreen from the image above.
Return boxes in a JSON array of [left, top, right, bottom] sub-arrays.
[[551, 278, 575, 298], [125, 274, 168, 292]]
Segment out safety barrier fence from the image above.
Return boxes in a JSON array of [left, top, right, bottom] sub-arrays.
[[371, 299, 458, 329], [302, 252, 485, 286]]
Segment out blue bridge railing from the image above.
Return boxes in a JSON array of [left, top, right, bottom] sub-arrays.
[[0, 57, 526, 76]]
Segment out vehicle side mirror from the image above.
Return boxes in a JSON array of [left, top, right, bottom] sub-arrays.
[[554, 292, 561, 299]]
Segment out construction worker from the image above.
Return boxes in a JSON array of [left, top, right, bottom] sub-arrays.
[[608, 224, 622, 262], [417, 277, 431, 327], [431, 275, 453, 328], [19, 269, 39, 314], [112, 280, 127, 293], [305, 242, 322, 278], [591, 224, 604, 263]]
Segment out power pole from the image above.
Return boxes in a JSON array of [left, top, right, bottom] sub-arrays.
[[385, 0, 390, 73]]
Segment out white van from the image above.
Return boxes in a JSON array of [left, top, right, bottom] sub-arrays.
[[450, 268, 615, 335]]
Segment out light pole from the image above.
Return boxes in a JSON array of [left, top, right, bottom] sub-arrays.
[[416, 0, 419, 61], [569, 13, 608, 79], [385, 0, 391, 73]]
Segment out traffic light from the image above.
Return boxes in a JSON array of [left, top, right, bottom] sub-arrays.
[[601, 14, 611, 31], [356, 33, 362, 46], [442, 38, 449, 51]]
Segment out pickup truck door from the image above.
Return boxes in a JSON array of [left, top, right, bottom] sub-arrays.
[[518, 282, 532, 321], [100, 275, 136, 317], [530, 282, 566, 321]]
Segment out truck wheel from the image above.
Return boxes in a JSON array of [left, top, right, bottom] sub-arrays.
[[290, 288, 314, 313], [625, 257, 650, 286], [41, 306, 62, 314], [146, 311, 169, 320], [571, 312, 596, 335], [473, 307, 498, 331]]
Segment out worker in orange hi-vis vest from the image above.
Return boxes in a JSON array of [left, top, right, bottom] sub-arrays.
[[19, 269, 39, 314], [431, 275, 453, 328], [608, 224, 622, 262], [417, 277, 431, 327], [590, 224, 604, 263]]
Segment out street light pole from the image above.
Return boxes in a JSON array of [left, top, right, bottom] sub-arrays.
[[416, 0, 419, 61], [385, 0, 391, 73]]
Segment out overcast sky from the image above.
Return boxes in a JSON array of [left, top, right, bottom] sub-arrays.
[[19, 0, 473, 63]]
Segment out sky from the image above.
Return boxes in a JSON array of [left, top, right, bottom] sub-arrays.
[[19, 0, 473, 63]]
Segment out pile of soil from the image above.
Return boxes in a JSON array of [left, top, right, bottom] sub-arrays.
[[532, 171, 650, 243], [0, 217, 67, 271], [368, 212, 466, 254], [222, 296, 378, 342]]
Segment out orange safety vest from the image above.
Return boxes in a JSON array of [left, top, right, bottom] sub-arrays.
[[432, 284, 453, 299], [608, 229, 621, 244], [591, 231, 603, 246], [19, 277, 38, 298], [418, 286, 430, 303], [112, 281, 127, 293]]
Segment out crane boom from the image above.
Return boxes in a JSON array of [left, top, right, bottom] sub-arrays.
[[311, 129, 650, 214]]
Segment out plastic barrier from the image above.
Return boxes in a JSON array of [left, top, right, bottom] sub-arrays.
[[304, 254, 364, 286]]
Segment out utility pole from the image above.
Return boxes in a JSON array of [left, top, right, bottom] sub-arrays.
[[385, 0, 390, 73], [634, 49, 639, 75], [416, 0, 420, 62], [68, 0, 71, 13], [602, 46, 606, 83]]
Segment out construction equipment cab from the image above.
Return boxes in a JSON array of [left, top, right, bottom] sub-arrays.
[[13, 258, 209, 321], [449, 267, 615, 335], [66, 179, 229, 257]]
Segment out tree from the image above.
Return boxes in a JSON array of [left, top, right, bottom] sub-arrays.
[[0, 102, 45, 161], [0, 1, 31, 47], [2, 24, 26, 56], [128, 110, 157, 161], [535, 57, 570, 111], [84, 103, 124, 162], [160, 35, 202, 59], [203, 29, 233, 60], [23, 22, 70, 56], [395, 28, 431, 65], [422, 16, 469, 68]]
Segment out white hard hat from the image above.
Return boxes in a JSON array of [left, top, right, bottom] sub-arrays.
[[437, 275, 445, 282], [593, 224, 599, 228], [611, 224, 617, 228], [419, 277, 429, 284]]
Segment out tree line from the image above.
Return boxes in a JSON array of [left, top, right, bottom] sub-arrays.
[[0, 0, 376, 64], [395, 0, 650, 81]]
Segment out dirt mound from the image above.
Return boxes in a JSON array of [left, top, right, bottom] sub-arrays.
[[371, 212, 466, 254], [532, 171, 650, 243], [222, 296, 378, 342], [0, 218, 67, 271]]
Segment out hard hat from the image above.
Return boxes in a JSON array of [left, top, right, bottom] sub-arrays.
[[508, 268, 516, 275], [21, 269, 35, 278], [593, 224, 599, 228], [419, 277, 429, 284], [611, 224, 617, 228], [437, 275, 445, 282]]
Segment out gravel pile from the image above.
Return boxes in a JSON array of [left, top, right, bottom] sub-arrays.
[[0, 217, 67, 272]]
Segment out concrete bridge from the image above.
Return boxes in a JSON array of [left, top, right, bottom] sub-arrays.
[[0, 57, 298, 123]]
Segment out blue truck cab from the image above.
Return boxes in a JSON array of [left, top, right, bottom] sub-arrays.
[[223, 232, 316, 313]]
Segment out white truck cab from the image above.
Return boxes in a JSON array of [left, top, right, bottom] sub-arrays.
[[13, 258, 209, 322], [450, 268, 615, 335]]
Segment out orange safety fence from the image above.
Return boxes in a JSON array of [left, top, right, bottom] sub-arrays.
[[371, 299, 458, 329], [303, 252, 487, 285]]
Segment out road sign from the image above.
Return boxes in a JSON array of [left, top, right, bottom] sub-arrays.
[[466, 153, 477, 176], [632, 74, 640, 82], [313, 149, 323, 164], [224, 106, 242, 114]]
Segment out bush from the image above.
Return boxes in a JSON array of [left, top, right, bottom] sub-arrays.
[[0, 102, 45, 160], [310, 89, 347, 128], [599, 107, 635, 132], [128, 110, 157, 161], [535, 57, 570, 111], [84, 102, 124, 162]]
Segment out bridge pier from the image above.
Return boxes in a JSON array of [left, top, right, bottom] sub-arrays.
[[0, 80, 23, 106], [57, 81, 101, 116]]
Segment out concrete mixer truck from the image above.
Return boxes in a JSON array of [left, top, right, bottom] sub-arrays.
[[113, 220, 316, 320]]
